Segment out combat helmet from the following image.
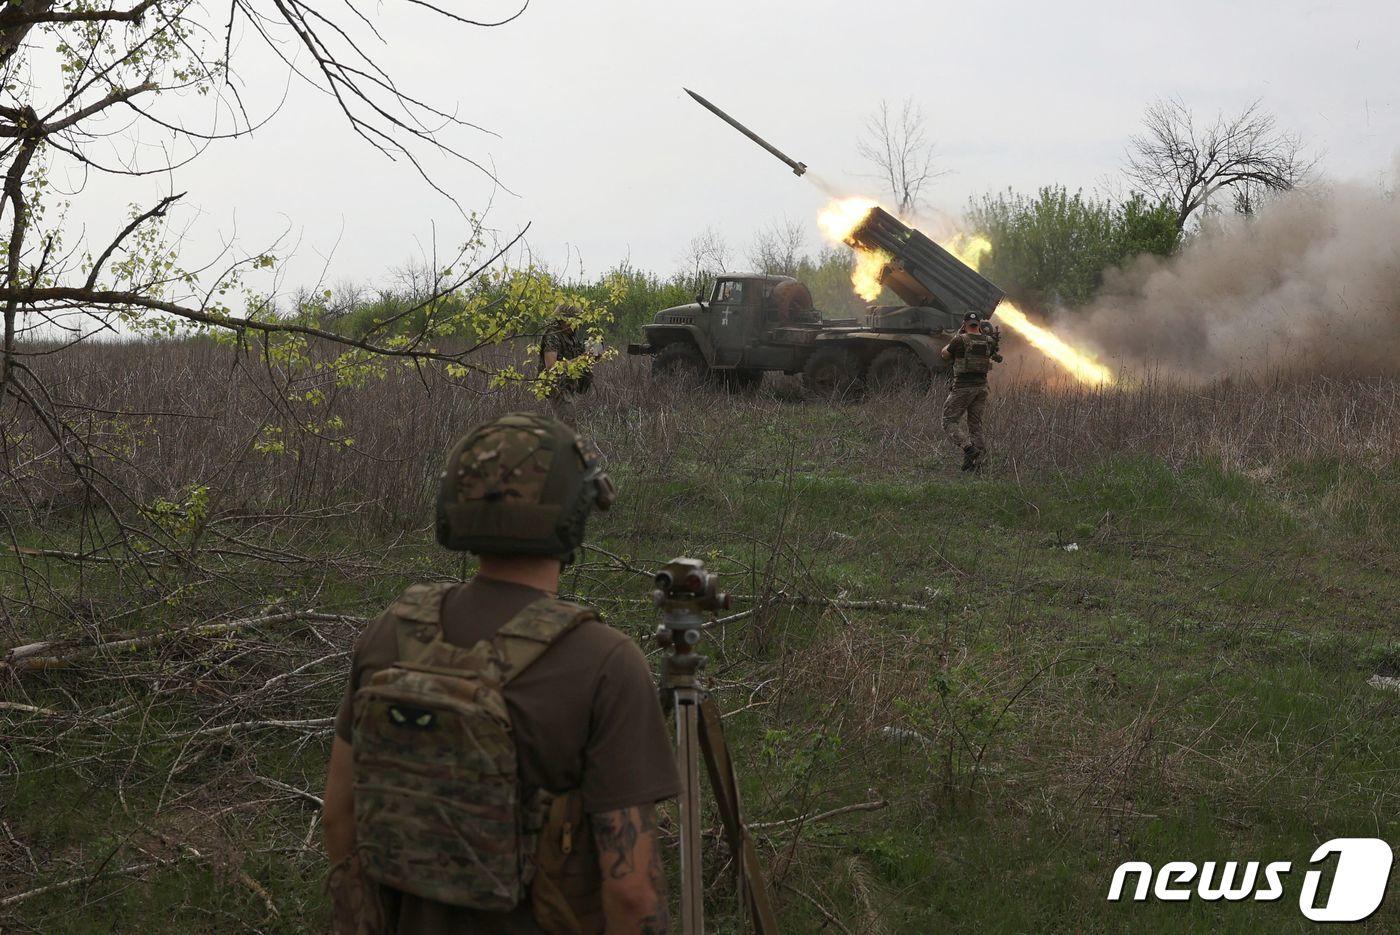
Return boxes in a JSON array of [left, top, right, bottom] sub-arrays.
[[435, 413, 615, 560]]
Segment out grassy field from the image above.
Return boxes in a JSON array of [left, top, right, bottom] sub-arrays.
[[2, 342, 1397, 932]]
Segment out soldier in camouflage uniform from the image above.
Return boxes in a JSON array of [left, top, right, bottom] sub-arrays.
[[940, 312, 1003, 472], [539, 305, 595, 397], [323, 413, 677, 934]]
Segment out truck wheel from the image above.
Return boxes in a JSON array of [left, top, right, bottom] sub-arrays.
[[720, 369, 763, 393], [866, 347, 930, 394], [651, 342, 707, 383], [802, 347, 863, 399]]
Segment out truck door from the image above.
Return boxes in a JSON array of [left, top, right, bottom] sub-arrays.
[[710, 278, 753, 367]]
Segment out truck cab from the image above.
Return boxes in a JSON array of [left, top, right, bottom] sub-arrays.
[[710, 274, 824, 366], [707, 276, 759, 367], [629, 274, 819, 377]]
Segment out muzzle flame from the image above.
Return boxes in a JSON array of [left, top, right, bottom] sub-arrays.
[[817, 197, 878, 243], [818, 196, 888, 301], [989, 302, 1116, 387], [852, 248, 892, 302]]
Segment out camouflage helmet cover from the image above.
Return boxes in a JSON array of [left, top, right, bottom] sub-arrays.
[[552, 304, 582, 332], [435, 413, 614, 558]]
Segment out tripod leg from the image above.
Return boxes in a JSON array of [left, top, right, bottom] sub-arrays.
[[674, 687, 705, 935], [698, 695, 781, 935]]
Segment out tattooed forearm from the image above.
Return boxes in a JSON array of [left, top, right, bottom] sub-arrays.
[[594, 804, 669, 932], [593, 804, 658, 880]]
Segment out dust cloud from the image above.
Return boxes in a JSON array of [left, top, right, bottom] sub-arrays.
[[1066, 168, 1400, 378]]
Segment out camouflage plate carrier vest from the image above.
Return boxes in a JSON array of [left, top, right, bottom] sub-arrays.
[[953, 332, 996, 376], [538, 324, 593, 396], [352, 582, 602, 930]]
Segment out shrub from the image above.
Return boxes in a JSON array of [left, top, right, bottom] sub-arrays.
[[967, 186, 1180, 307]]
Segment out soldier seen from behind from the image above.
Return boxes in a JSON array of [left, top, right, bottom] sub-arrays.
[[322, 413, 678, 934], [940, 312, 1003, 472], [539, 305, 598, 398]]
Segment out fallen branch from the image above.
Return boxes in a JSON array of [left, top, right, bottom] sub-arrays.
[[0, 845, 205, 909], [704, 609, 754, 630], [255, 776, 324, 808], [2, 611, 362, 672], [258, 651, 348, 692], [236, 867, 281, 918], [780, 881, 853, 935], [602, 592, 933, 614], [731, 593, 934, 613], [0, 701, 65, 717], [748, 799, 889, 832], [5, 543, 162, 565], [179, 717, 335, 739]]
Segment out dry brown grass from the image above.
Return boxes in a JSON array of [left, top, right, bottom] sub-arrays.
[[6, 338, 1395, 523]]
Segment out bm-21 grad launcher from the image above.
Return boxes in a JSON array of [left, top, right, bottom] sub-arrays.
[[844, 206, 1005, 334], [629, 206, 1010, 395], [630, 206, 1009, 393]]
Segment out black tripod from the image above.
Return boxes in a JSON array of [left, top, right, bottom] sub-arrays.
[[653, 558, 779, 935]]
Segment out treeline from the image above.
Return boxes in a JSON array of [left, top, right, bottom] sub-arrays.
[[968, 187, 1181, 308], [291, 185, 1183, 344], [290, 237, 871, 344]]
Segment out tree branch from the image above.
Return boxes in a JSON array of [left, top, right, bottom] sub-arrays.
[[85, 193, 185, 290], [0, 0, 156, 28]]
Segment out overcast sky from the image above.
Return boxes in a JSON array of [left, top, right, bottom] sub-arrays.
[[54, 0, 1400, 295]]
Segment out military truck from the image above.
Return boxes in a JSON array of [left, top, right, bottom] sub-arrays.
[[627, 207, 1006, 395]]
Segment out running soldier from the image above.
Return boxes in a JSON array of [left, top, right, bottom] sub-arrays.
[[940, 312, 1003, 472]]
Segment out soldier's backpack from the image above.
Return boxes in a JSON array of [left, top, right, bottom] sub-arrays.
[[953, 332, 996, 375], [351, 582, 597, 917]]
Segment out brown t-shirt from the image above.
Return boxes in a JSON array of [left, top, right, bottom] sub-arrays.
[[334, 576, 680, 934]]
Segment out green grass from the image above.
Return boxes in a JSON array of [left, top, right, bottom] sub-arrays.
[[4, 452, 1398, 932]]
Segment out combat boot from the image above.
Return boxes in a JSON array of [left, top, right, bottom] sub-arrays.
[[960, 445, 979, 471]]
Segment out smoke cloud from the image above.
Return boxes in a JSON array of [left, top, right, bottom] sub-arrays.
[[1065, 170, 1400, 378]]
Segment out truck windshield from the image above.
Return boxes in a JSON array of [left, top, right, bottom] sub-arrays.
[[713, 280, 745, 304]]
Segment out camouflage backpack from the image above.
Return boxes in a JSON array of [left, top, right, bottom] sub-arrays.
[[351, 582, 596, 913], [953, 332, 996, 375]]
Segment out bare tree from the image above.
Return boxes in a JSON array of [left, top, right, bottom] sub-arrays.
[[1126, 98, 1314, 231], [747, 217, 807, 276], [857, 98, 946, 218], [679, 226, 732, 289]]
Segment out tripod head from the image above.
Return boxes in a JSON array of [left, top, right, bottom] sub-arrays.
[[653, 557, 730, 683]]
